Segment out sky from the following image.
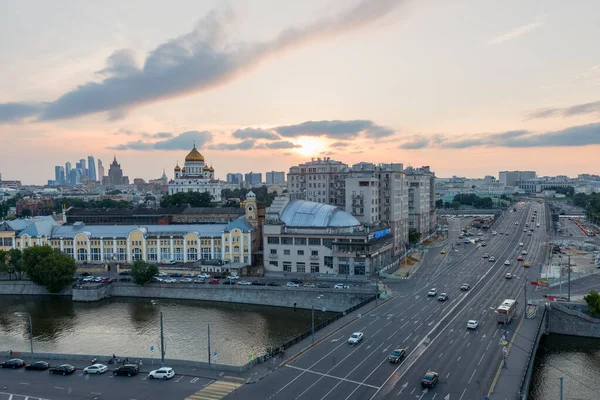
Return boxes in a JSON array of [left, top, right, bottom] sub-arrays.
[[1, 0, 599, 184]]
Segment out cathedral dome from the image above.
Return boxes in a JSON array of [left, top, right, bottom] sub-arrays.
[[203, 165, 211, 171], [174, 164, 181, 171], [185, 146, 204, 162]]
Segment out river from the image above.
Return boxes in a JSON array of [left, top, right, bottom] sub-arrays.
[[0, 296, 335, 366], [529, 334, 600, 400]]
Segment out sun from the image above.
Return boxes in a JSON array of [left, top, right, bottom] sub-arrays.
[[294, 137, 326, 156]]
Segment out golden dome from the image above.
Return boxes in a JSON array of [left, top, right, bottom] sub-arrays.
[[203, 165, 211, 171], [174, 164, 181, 171], [209, 166, 214, 172], [185, 145, 204, 162]]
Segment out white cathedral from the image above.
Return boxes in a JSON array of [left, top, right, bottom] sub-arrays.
[[168, 145, 224, 201]]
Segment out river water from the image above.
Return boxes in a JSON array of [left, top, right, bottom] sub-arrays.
[[529, 334, 600, 400], [0, 296, 335, 366]]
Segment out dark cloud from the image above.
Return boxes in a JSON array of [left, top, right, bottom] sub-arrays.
[[264, 140, 300, 149], [398, 137, 429, 149], [209, 139, 257, 151], [108, 130, 212, 151], [232, 128, 279, 140], [330, 141, 350, 148], [275, 120, 396, 139], [526, 100, 600, 119], [0, 1, 402, 123]]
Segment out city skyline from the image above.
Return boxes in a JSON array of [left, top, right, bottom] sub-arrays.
[[1, 0, 600, 184]]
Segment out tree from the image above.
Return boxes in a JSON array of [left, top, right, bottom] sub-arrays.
[[0, 250, 7, 277], [7, 248, 25, 280], [130, 260, 159, 286], [408, 228, 422, 245], [160, 192, 213, 208], [435, 199, 443, 209], [584, 290, 600, 316], [451, 201, 461, 210], [22, 245, 76, 293]]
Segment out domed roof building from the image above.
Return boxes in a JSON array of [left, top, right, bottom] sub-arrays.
[[168, 144, 223, 201]]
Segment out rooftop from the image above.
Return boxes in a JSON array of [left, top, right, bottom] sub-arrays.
[[279, 200, 360, 228]]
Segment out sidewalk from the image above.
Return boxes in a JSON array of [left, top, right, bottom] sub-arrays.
[[488, 306, 546, 400]]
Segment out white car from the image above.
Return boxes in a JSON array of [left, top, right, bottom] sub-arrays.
[[492, 231, 497, 235], [334, 284, 349, 289], [83, 276, 94, 282], [163, 278, 177, 283], [160, 259, 175, 265], [428, 288, 437, 297], [83, 364, 107, 374], [504, 260, 511, 265], [199, 273, 210, 279], [158, 272, 168, 277], [238, 281, 252, 285], [348, 332, 364, 345], [286, 282, 300, 287], [148, 367, 175, 380], [229, 275, 240, 280], [522, 250, 528, 255], [467, 320, 479, 330], [505, 273, 513, 279], [519, 242, 524, 246], [303, 283, 316, 288], [180, 278, 193, 283]]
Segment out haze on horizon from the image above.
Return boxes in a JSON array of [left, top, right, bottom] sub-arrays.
[[1, 0, 599, 184]]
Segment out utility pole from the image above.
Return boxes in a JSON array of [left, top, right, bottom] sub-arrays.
[[524, 281, 527, 314], [567, 255, 571, 302], [311, 305, 315, 343], [160, 311, 165, 367], [208, 324, 211, 366], [559, 376, 564, 400]]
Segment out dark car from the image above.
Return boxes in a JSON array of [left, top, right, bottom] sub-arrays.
[[213, 274, 226, 279], [421, 370, 439, 388], [222, 280, 236, 285], [289, 278, 303, 285], [1, 358, 25, 369], [80, 272, 91, 277], [317, 283, 331, 288], [118, 271, 130, 276], [113, 364, 139, 377], [208, 279, 219, 284], [170, 273, 183, 278], [25, 361, 50, 371], [118, 277, 131, 282], [49, 364, 76, 375], [251, 281, 266, 286], [388, 349, 406, 364], [267, 282, 280, 286]]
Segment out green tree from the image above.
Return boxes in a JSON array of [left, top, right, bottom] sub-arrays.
[[22, 245, 76, 293], [7, 248, 25, 280], [451, 201, 461, 210], [408, 228, 422, 244], [0, 250, 7, 277], [130, 260, 159, 286], [160, 192, 213, 208], [435, 199, 443, 209], [584, 290, 600, 316]]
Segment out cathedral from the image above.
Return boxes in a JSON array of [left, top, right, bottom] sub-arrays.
[[168, 145, 223, 201]]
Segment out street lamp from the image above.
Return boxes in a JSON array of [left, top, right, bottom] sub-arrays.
[[14, 312, 33, 363], [150, 301, 165, 367], [312, 295, 324, 343]]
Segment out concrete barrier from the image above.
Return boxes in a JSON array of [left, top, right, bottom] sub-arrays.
[[547, 302, 600, 337], [0, 281, 72, 296]]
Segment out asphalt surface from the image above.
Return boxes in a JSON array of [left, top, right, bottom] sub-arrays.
[[227, 201, 551, 400]]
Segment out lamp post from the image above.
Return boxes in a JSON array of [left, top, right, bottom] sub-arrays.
[[14, 312, 33, 363], [150, 301, 165, 367], [312, 295, 324, 343]]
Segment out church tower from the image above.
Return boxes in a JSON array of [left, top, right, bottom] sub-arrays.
[[244, 190, 258, 227]]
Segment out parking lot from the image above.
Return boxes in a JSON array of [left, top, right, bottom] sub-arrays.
[[0, 393, 49, 400]]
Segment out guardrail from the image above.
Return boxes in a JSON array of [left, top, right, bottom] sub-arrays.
[[518, 306, 547, 400]]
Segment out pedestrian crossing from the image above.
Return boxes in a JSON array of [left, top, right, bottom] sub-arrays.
[[185, 380, 242, 400]]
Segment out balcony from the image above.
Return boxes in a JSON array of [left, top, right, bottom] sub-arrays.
[[310, 255, 319, 260], [268, 253, 278, 259]]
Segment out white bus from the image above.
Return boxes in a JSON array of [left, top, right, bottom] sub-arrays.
[[496, 299, 518, 324]]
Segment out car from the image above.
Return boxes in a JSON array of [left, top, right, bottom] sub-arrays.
[[49, 364, 76, 375], [222, 280, 236, 285], [505, 232, 510, 235], [180, 278, 193, 283], [348, 332, 364, 345], [113, 364, 139, 377], [388, 348, 406, 363], [480, 242, 487, 247], [440, 249, 446, 254], [317, 283, 331, 288], [193, 279, 206, 284], [118, 271, 130, 276], [100, 278, 110, 283], [208, 279, 219, 284], [421, 370, 439, 388], [515, 222, 519, 225], [522, 250, 528, 255], [160, 259, 176, 265], [229, 274, 240, 280], [477, 232, 483, 236], [524, 262, 531, 268], [428, 288, 437, 297], [303, 283, 316, 288], [148, 367, 175, 380], [519, 242, 524, 246], [1, 358, 25, 368], [517, 256, 524, 261], [163, 278, 177, 283], [158, 272, 168, 277], [213, 274, 227, 279], [170, 273, 183, 278], [460, 283, 470, 291], [108, 278, 118, 282], [527, 232, 532, 236], [483, 253, 489, 258], [437, 293, 449, 301], [80, 272, 91, 277], [268, 282, 280, 286], [505, 273, 513, 279], [83, 364, 108, 374], [464, 239, 470, 244], [251, 281, 266, 286], [238, 281, 252, 285], [83, 276, 94, 282], [504, 260, 511, 265], [199, 273, 210, 279], [25, 361, 49, 371], [183, 273, 195, 278], [287, 282, 300, 287], [334, 283, 349, 289], [467, 320, 479, 330], [524, 229, 528, 233], [489, 256, 496, 262], [492, 231, 497, 235]]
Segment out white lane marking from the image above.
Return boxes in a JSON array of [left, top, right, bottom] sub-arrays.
[[457, 356, 461, 362], [477, 353, 485, 366], [459, 387, 467, 400], [285, 365, 379, 390], [446, 373, 450, 379], [399, 320, 410, 330], [410, 388, 416, 395], [91, 392, 102, 395], [467, 342, 471, 347], [54, 387, 64, 390], [402, 333, 412, 343], [387, 330, 398, 340], [368, 319, 378, 326], [415, 323, 423, 331], [384, 321, 392, 327], [420, 305, 428, 312], [438, 353, 443, 358], [463, 332, 468, 338], [493, 329, 499, 338], [331, 336, 344, 342], [432, 394, 437, 400], [373, 328, 382, 337], [450, 339, 453, 345], [190, 377, 200, 383], [468, 369, 477, 384], [486, 339, 493, 351], [175, 375, 184, 382]]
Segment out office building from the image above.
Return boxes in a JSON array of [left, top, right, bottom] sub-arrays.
[[266, 171, 285, 185], [287, 157, 348, 205], [108, 156, 125, 186], [226, 173, 243, 185], [245, 172, 262, 185], [65, 162, 72, 181], [499, 171, 537, 188], [97, 159, 104, 182], [54, 166, 65, 185], [87, 156, 97, 182], [169, 145, 223, 201]]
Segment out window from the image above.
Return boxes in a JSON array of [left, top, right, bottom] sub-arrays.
[[308, 238, 321, 246], [297, 250, 304, 256], [339, 264, 350, 275], [161, 249, 171, 261], [225, 246, 230, 252], [267, 237, 280, 245], [270, 249, 277, 255], [103, 248, 113, 261], [311, 250, 318, 256], [187, 248, 198, 261], [269, 261, 278, 267], [65, 247, 74, 258], [296, 262, 306, 273], [174, 248, 184, 261], [118, 248, 126, 261], [281, 237, 293, 245], [202, 247, 211, 260], [354, 264, 365, 275], [148, 248, 157, 261], [294, 237, 307, 245], [324, 256, 333, 268], [323, 239, 333, 249], [91, 248, 101, 261], [234, 246, 240, 252], [283, 262, 292, 272], [284, 249, 290, 255], [132, 248, 142, 261], [77, 248, 88, 261], [310, 263, 320, 273]]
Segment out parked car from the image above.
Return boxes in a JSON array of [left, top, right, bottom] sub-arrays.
[[183, 273, 195, 278], [208, 279, 219, 284], [213, 274, 226, 279], [170, 273, 183, 278], [334, 283, 349, 289], [160, 259, 176, 265], [118, 271, 130, 276], [163, 278, 177, 283], [80, 272, 91, 277], [251, 281, 266, 286], [49, 364, 76, 375], [287, 282, 300, 287], [317, 283, 331, 288], [1, 359, 25, 369], [25, 361, 49, 371], [388, 348, 406, 364], [467, 320, 479, 330], [238, 281, 252, 285], [222, 280, 236, 285], [229, 274, 240, 280], [427, 288, 437, 297], [303, 283, 315, 288], [348, 332, 364, 345], [193, 279, 206, 284], [180, 278, 193, 283], [268, 282, 280, 286], [83, 364, 108, 374], [199, 273, 210, 279], [113, 364, 139, 377], [421, 370, 439, 388], [460, 283, 470, 291], [148, 367, 175, 380]]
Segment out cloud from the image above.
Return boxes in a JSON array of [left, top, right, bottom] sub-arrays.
[[264, 140, 300, 149], [113, 129, 137, 136], [0, 0, 402, 123], [488, 15, 546, 45], [108, 130, 212, 150], [232, 128, 279, 140], [141, 132, 174, 139], [209, 139, 257, 150], [330, 141, 350, 148], [526, 100, 600, 119], [398, 123, 600, 149], [275, 120, 395, 139]]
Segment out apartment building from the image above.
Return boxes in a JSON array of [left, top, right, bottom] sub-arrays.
[[499, 171, 537, 188], [405, 166, 436, 238], [287, 157, 348, 206]]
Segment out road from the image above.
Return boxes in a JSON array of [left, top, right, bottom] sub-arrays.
[[227, 201, 551, 400]]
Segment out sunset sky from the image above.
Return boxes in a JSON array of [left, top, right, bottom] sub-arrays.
[[1, 0, 599, 184]]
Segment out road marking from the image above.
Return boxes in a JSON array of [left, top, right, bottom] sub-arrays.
[[449, 339, 453, 345], [438, 353, 443, 358], [402, 333, 412, 343], [457, 356, 461, 362], [331, 336, 344, 342], [468, 369, 477, 384], [384, 321, 392, 327], [493, 329, 498, 338], [486, 339, 493, 351], [420, 305, 428, 312], [415, 322, 423, 331], [373, 328, 382, 337], [480, 334, 487, 342], [446, 373, 450, 379], [91, 392, 102, 395], [285, 365, 379, 390], [54, 387, 64, 390], [368, 319, 378, 326], [477, 353, 485, 366], [399, 320, 410, 330], [190, 377, 200, 383], [432, 394, 437, 400], [175, 375, 184, 382], [459, 388, 467, 400], [387, 330, 398, 340], [467, 342, 470, 347], [382, 348, 389, 353]]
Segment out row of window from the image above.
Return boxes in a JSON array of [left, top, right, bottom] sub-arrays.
[[0, 238, 13, 246], [41, 238, 228, 247], [268, 260, 365, 275], [267, 237, 330, 246], [270, 249, 319, 256], [67, 247, 246, 263]]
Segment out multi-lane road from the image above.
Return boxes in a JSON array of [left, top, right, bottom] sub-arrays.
[[230, 201, 550, 400]]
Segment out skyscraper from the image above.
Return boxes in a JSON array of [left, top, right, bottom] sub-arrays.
[[108, 156, 124, 186], [87, 156, 97, 182], [244, 172, 262, 185], [65, 162, 72, 182], [54, 166, 65, 185], [97, 159, 104, 182], [266, 171, 285, 185], [226, 173, 243, 184]]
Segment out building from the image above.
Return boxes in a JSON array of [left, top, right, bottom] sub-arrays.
[[266, 171, 285, 185], [65, 162, 72, 183], [405, 166, 436, 238], [0, 180, 22, 189], [54, 166, 65, 185], [518, 177, 574, 193], [263, 195, 394, 277], [226, 173, 243, 185], [499, 171, 536, 188], [169, 145, 223, 201], [97, 159, 104, 182], [0, 216, 60, 252], [244, 172, 262, 185], [287, 157, 349, 205], [88, 156, 97, 182], [108, 156, 125, 186]]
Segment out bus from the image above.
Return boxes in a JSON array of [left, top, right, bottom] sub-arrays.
[[496, 299, 518, 324]]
